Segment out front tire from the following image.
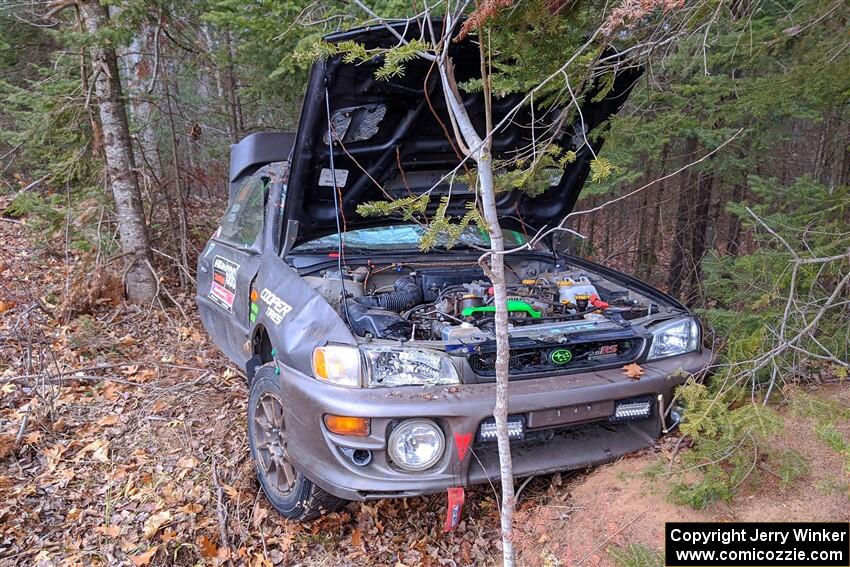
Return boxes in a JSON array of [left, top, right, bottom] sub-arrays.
[[247, 365, 346, 521]]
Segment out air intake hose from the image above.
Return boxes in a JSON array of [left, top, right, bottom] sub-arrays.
[[372, 276, 423, 312], [350, 276, 422, 312], [344, 277, 422, 339]]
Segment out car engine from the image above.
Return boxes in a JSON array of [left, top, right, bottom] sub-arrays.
[[306, 264, 657, 341]]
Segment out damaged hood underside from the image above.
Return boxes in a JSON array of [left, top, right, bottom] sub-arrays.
[[285, 19, 641, 248]]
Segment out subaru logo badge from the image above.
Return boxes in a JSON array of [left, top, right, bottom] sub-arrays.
[[549, 348, 573, 364]]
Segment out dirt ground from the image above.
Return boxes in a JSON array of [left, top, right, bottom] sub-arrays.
[[2, 219, 848, 567], [512, 384, 850, 566]]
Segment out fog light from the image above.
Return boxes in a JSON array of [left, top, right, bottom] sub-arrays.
[[668, 404, 683, 430], [611, 397, 653, 422], [339, 447, 372, 466], [478, 416, 524, 442], [387, 419, 444, 471]]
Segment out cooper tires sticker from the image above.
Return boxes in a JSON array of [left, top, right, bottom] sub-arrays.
[[260, 288, 293, 325]]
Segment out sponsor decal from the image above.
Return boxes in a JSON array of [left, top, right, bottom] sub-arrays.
[[260, 288, 292, 325], [209, 256, 239, 311], [549, 348, 573, 365]]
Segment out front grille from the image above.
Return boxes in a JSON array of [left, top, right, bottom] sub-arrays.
[[468, 338, 643, 377]]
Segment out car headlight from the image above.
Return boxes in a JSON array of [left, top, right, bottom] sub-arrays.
[[362, 346, 459, 388], [387, 419, 445, 471], [311, 345, 460, 388], [312, 345, 362, 387], [647, 317, 700, 361]]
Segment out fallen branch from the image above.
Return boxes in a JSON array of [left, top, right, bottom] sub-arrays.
[[14, 406, 31, 446], [3, 369, 212, 393], [5, 361, 165, 381], [211, 459, 233, 565]]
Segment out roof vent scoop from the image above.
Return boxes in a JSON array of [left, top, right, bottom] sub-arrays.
[[228, 132, 295, 202]]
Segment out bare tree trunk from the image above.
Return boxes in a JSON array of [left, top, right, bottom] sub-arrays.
[[163, 68, 191, 287], [667, 136, 698, 297], [585, 196, 597, 258], [124, 20, 160, 179], [437, 37, 515, 566], [703, 176, 722, 253], [813, 109, 833, 186], [634, 154, 653, 277], [223, 31, 242, 144], [585, 221, 594, 257], [634, 186, 649, 274], [726, 182, 746, 256], [477, 154, 515, 567], [75, 6, 103, 157], [687, 167, 715, 303], [645, 143, 668, 285], [840, 120, 850, 188], [79, 0, 157, 303]]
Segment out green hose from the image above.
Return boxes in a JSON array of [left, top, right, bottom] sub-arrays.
[[461, 299, 542, 318]]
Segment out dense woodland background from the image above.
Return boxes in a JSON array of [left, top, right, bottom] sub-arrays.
[[1, 0, 849, 565], [2, 0, 847, 311], [4, 0, 846, 390]]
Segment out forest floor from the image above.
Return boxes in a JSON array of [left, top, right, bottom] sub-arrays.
[[1, 217, 849, 567]]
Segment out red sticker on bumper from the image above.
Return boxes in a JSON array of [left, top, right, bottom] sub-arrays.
[[454, 432, 472, 461]]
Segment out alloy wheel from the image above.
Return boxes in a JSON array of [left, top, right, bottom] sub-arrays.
[[252, 392, 297, 496]]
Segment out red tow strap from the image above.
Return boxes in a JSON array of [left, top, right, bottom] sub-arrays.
[[444, 486, 465, 532], [445, 431, 472, 532]]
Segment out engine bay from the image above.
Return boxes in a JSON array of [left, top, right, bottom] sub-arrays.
[[302, 258, 662, 343]]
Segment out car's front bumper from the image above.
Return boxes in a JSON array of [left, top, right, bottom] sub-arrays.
[[278, 349, 711, 501]]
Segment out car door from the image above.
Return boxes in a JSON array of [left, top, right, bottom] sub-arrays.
[[197, 170, 272, 366]]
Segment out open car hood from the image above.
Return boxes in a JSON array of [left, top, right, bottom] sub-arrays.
[[283, 20, 640, 249]]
